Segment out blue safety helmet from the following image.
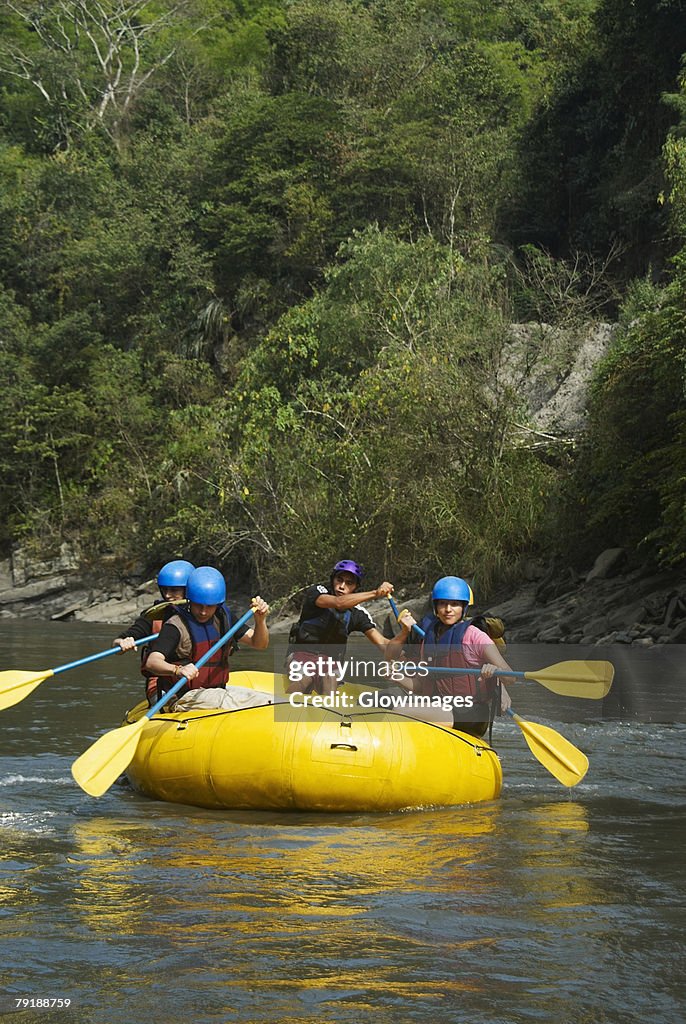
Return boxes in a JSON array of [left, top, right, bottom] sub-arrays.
[[157, 559, 195, 594], [431, 576, 473, 605], [332, 559, 364, 583], [186, 566, 226, 606]]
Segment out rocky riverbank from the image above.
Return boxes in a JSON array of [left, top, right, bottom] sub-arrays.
[[1, 545, 684, 649], [382, 549, 686, 647]]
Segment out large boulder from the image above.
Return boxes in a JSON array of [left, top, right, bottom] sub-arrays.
[[586, 548, 628, 581]]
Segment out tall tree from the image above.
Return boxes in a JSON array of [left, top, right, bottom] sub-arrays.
[[0, 1, 201, 148], [510, 0, 686, 273]]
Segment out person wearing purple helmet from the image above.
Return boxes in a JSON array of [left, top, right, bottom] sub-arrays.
[[286, 560, 396, 696]]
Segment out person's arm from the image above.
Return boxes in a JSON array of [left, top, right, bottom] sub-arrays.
[[340, 603, 386, 654], [144, 625, 199, 684], [378, 618, 411, 659], [315, 581, 394, 613], [236, 597, 270, 649], [383, 608, 415, 659], [361, 625, 420, 693], [476, 641, 513, 713], [360, 626, 392, 653], [113, 612, 153, 650], [113, 635, 136, 652], [114, 599, 185, 648], [478, 642, 512, 677]]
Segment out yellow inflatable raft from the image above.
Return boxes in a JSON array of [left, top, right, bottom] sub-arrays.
[[124, 671, 502, 812]]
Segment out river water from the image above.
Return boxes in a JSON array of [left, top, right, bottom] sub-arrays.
[[0, 620, 684, 1023]]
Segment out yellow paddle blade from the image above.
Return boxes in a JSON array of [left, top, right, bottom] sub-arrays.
[[524, 660, 614, 699], [71, 717, 148, 797], [0, 669, 54, 711], [511, 713, 589, 787]]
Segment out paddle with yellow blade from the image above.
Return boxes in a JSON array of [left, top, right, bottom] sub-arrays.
[[71, 607, 254, 797], [388, 597, 613, 699], [388, 597, 592, 787], [0, 634, 160, 712], [505, 709, 588, 787], [402, 662, 613, 698]]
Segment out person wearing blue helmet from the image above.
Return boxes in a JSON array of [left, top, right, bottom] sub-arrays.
[[391, 575, 513, 737], [286, 560, 396, 696], [113, 559, 196, 655], [143, 566, 271, 710]]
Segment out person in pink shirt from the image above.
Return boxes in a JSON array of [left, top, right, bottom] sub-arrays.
[[389, 575, 512, 737]]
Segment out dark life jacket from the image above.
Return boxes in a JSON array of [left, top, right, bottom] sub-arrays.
[[417, 615, 499, 705], [290, 605, 352, 647]]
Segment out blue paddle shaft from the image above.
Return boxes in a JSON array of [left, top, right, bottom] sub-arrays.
[[400, 663, 525, 681], [388, 596, 427, 639], [52, 633, 160, 676], [144, 607, 255, 720]]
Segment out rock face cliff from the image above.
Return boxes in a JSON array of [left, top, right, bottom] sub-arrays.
[[501, 321, 615, 437]]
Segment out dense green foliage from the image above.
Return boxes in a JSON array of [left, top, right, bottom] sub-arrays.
[[1, 0, 685, 602]]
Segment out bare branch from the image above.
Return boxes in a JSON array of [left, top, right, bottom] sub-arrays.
[[0, 1, 210, 145], [0, 46, 53, 103]]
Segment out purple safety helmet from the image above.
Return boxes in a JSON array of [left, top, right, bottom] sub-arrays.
[[332, 559, 364, 583]]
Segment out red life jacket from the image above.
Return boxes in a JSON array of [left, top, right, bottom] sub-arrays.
[[143, 616, 165, 705], [143, 605, 233, 702], [418, 616, 497, 704], [137, 600, 186, 704]]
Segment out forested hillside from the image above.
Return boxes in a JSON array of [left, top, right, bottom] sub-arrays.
[[1, 0, 685, 598]]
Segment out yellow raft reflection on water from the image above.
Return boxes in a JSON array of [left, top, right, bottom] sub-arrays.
[[124, 671, 502, 812]]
